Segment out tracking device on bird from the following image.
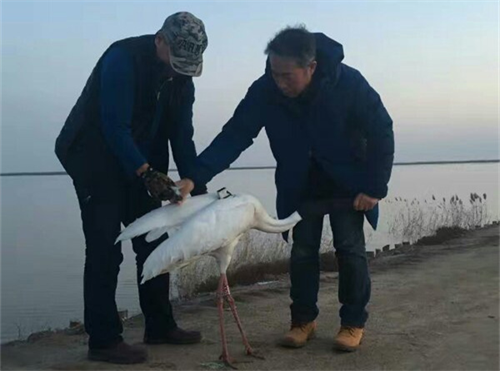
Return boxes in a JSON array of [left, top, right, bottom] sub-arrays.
[[217, 188, 233, 199]]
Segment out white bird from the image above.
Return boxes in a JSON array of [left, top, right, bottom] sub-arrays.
[[116, 190, 302, 368]]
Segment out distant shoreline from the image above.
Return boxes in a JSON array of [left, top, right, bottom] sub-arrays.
[[1, 159, 498, 177]]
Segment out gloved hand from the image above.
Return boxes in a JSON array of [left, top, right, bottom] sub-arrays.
[[141, 167, 182, 202]]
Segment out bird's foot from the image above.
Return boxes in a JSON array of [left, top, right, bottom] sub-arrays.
[[246, 347, 265, 360], [219, 354, 238, 369]]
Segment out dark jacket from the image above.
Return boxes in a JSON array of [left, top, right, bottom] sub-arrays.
[[55, 35, 205, 193], [188, 33, 394, 229]]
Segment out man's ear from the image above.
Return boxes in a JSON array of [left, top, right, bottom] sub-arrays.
[[309, 60, 318, 75], [155, 33, 162, 46], [154, 33, 164, 47]]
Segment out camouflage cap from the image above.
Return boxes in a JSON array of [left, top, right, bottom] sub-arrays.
[[159, 12, 208, 77]]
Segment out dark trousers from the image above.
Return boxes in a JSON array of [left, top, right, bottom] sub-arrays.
[[290, 207, 371, 328], [73, 178, 177, 349]]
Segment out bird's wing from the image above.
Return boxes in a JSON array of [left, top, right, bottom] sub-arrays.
[[115, 193, 218, 243], [145, 226, 178, 242], [141, 196, 256, 283]]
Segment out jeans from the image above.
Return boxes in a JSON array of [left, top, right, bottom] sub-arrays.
[[289, 206, 371, 328], [74, 177, 177, 349]]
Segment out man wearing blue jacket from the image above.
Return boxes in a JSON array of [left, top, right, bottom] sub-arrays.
[[55, 12, 208, 364], [178, 26, 394, 352]]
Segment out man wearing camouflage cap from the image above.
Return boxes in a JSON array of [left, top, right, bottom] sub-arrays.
[[55, 12, 208, 364]]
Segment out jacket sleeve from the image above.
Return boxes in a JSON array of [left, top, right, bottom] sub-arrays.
[[186, 79, 266, 187], [100, 47, 147, 177], [352, 72, 395, 199], [169, 79, 207, 195]]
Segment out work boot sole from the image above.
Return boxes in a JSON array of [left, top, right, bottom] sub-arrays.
[[88, 350, 147, 364], [144, 336, 202, 345], [279, 331, 316, 348], [333, 338, 362, 352]]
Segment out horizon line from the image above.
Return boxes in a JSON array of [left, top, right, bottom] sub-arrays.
[[0, 159, 498, 177]]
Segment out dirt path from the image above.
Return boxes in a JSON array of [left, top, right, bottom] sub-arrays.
[[2, 226, 498, 370]]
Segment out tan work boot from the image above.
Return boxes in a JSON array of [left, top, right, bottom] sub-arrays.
[[333, 326, 364, 352], [279, 321, 317, 348]]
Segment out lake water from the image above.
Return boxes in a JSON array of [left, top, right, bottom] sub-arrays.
[[1, 163, 498, 343]]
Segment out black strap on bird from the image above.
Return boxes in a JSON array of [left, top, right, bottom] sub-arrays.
[[217, 187, 233, 199]]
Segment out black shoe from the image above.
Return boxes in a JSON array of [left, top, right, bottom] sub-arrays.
[[88, 341, 147, 364], [144, 327, 202, 345]]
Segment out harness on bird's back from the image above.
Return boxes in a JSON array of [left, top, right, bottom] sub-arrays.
[[217, 187, 233, 199]]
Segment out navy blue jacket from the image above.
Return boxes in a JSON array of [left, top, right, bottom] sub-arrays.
[[188, 33, 394, 229], [55, 35, 205, 194]]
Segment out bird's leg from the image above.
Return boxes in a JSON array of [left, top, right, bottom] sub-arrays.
[[222, 275, 264, 359], [217, 274, 237, 369]]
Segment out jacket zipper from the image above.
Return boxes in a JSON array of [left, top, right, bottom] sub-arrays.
[[156, 77, 173, 101]]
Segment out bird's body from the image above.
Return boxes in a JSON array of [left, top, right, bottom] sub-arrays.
[[116, 192, 302, 368], [139, 193, 301, 282]]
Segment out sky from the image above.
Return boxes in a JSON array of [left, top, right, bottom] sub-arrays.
[[1, 0, 499, 173]]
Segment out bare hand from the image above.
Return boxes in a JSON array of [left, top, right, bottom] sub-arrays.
[[353, 193, 379, 211], [175, 178, 195, 204]]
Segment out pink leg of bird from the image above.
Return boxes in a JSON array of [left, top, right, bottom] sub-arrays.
[[217, 274, 237, 369], [221, 274, 262, 359]]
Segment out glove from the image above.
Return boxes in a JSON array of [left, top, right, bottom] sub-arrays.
[[141, 167, 182, 202]]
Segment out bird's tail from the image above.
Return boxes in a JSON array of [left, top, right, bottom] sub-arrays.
[[254, 203, 302, 233]]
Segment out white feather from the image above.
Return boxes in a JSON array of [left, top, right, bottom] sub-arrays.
[[145, 226, 171, 242]]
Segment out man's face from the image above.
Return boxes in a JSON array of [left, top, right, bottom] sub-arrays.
[[269, 53, 317, 98]]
